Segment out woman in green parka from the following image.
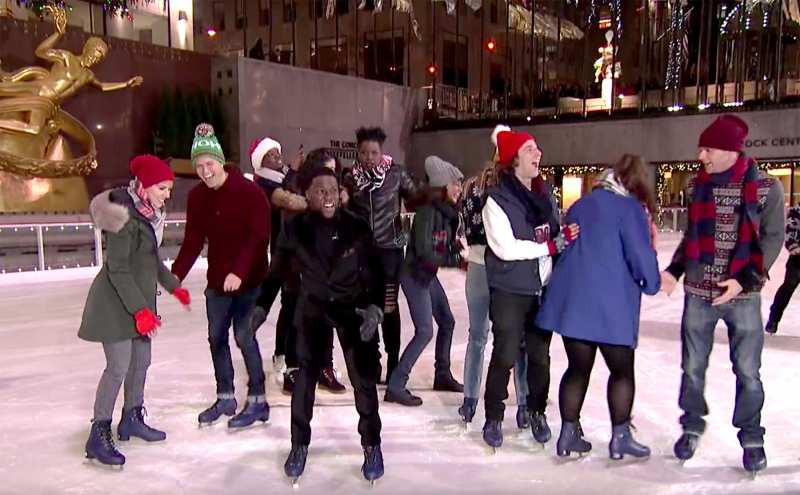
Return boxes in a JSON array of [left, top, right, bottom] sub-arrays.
[[79, 154, 191, 467]]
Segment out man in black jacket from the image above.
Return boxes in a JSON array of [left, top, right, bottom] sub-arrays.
[[280, 163, 385, 484], [342, 126, 421, 383]]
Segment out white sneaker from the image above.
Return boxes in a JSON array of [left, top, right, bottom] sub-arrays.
[[273, 355, 287, 375]]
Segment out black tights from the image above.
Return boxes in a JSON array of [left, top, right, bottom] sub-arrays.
[[559, 336, 635, 426]]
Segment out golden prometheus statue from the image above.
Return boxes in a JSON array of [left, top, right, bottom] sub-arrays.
[[0, 4, 143, 178]]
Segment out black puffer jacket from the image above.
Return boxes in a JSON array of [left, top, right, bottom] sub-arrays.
[[343, 163, 419, 249]]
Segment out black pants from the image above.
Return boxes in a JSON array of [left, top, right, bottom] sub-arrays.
[[282, 289, 335, 370], [559, 336, 635, 426], [377, 247, 404, 380], [484, 289, 552, 421], [768, 255, 800, 324], [290, 296, 381, 447]]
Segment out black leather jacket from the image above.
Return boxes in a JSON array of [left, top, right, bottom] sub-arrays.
[[343, 163, 419, 250]]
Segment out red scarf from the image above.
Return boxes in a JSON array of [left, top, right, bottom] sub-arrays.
[[685, 156, 763, 278]]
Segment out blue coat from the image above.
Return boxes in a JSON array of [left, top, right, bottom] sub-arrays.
[[536, 189, 660, 348]]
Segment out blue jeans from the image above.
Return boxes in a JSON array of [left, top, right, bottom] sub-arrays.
[[388, 272, 455, 392], [205, 287, 266, 398], [679, 294, 765, 447], [462, 262, 528, 405]]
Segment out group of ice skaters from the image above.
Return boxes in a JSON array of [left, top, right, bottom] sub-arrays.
[[78, 113, 794, 484]]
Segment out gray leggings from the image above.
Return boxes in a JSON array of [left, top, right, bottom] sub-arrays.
[[92, 338, 151, 421]]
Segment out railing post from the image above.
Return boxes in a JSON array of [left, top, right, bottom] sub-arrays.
[[93, 226, 103, 267], [36, 226, 45, 271], [672, 209, 678, 232]]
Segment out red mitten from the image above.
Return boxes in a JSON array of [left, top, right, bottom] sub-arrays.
[[173, 287, 191, 306], [134, 308, 161, 336]]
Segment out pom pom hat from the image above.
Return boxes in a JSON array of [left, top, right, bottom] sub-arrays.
[[191, 123, 226, 167]]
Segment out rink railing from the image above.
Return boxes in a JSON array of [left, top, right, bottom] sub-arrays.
[[0, 219, 187, 273], [0, 209, 684, 273]]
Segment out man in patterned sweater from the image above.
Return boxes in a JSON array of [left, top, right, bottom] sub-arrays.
[[660, 115, 784, 474], [765, 205, 800, 333]]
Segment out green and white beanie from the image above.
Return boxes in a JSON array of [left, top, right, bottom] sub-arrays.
[[191, 123, 226, 167]]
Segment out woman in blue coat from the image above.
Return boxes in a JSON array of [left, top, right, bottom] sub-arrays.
[[537, 154, 660, 460]]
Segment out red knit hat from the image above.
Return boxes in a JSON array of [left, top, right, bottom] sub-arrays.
[[698, 115, 749, 153], [130, 154, 175, 188], [496, 130, 536, 166]]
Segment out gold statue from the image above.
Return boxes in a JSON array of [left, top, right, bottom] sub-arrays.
[[0, 5, 143, 178]]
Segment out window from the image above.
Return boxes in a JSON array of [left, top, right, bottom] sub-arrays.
[[311, 38, 348, 75], [258, 0, 270, 25], [308, 0, 324, 19], [234, 0, 244, 29], [212, 0, 225, 31], [443, 37, 468, 88], [490, 0, 498, 24], [363, 34, 405, 85], [283, 0, 296, 23], [271, 45, 294, 65]]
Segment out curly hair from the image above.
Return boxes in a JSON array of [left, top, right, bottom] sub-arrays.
[[355, 127, 387, 146]]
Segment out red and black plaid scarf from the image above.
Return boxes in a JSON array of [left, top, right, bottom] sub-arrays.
[[685, 155, 763, 278]]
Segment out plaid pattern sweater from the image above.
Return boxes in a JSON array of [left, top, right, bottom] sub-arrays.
[[667, 170, 785, 301]]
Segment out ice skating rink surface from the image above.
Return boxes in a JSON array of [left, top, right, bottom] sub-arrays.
[[1, 233, 799, 495]]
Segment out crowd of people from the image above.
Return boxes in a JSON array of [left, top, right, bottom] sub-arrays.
[[76, 113, 792, 483]]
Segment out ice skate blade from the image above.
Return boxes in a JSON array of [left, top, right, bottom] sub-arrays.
[[290, 476, 300, 488], [84, 456, 124, 471], [226, 419, 270, 432]]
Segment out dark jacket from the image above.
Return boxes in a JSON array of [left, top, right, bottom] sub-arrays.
[[343, 163, 419, 250], [483, 176, 559, 296], [537, 189, 660, 348], [785, 205, 800, 252], [171, 166, 270, 292], [403, 199, 462, 285], [78, 189, 180, 343], [278, 209, 383, 308]]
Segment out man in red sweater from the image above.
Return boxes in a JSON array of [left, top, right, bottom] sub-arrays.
[[172, 123, 270, 428]]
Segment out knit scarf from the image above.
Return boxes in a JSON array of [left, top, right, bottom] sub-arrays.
[[597, 169, 630, 198], [500, 171, 559, 237], [685, 155, 763, 278], [351, 154, 393, 192], [127, 179, 166, 246]]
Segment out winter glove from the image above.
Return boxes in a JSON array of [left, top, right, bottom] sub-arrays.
[[172, 287, 191, 307], [547, 223, 579, 255], [356, 305, 384, 342], [134, 308, 161, 337]]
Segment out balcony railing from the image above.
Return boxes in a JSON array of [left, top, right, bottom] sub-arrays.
[[424, 78, 800, 123]]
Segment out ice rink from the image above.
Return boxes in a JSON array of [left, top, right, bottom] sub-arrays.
[[1, 232, 799, 495]]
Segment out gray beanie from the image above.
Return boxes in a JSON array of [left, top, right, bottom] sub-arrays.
[[424, 155, 464, 188]]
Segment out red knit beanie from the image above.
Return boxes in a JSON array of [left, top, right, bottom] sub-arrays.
[[130, 154, 175, 188], [698, 115, 749, 153], [496, 130, 536, 166]]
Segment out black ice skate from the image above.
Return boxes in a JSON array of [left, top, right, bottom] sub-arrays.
[[609, 422, 650, 460], [482, 419, 503, 453], [284, 444, 308, 487], [673, 432, 700, 464], [743, 447, 767, 478], [556, 421, 592, 458], [85, 419, 125, 468], [228, 401, 270, 428], [530, 412, 552, 446], [198, 398, 237, 426], [458, 397, 478, 430], [118, 406, 166, 442], [362, 444, 384, 487]]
